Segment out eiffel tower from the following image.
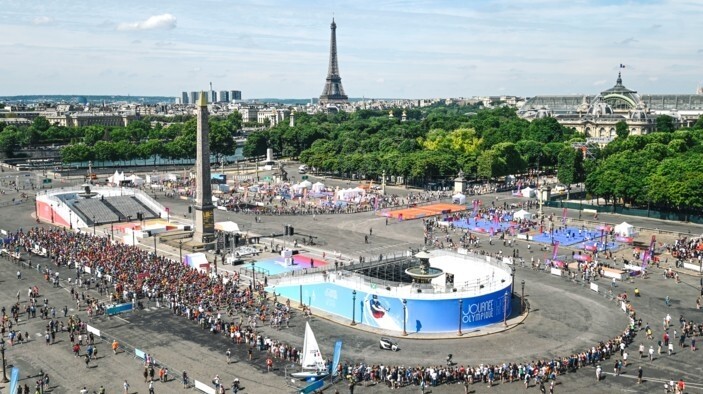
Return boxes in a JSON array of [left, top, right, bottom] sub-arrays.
[[319, 18, 348, 105]]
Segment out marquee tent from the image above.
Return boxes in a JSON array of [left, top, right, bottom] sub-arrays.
[[513, 209, 533, 221], [521, 187, 536, 198], [614, 222, 635, 237], [452, 193, 466, 204]]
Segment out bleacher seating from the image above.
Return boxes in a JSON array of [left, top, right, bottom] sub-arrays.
[[70, 196, 158, 225]]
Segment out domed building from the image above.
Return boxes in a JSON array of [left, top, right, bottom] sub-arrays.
[[519, 72, 703, 144]]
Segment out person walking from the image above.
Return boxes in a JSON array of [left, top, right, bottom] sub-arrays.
[[148, 380, 155, 394], [123, 380, 130, 394], [226, 348, 232, 364], [595, 365, 602, 381], [637, 366, 643, 384], [648, 346, 654, 361], [182, 371, 189, 388], [112, 340, 119, 354]]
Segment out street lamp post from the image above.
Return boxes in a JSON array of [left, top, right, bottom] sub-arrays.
[[503, 291, 509, 327], [179, 240, 183, 264], [511, 267, 515, 299], [153, 234, 157, 258], [251, 261, 256, 286], [458, 299, 463, 336], [402, 299, 407, 336], [50, 204, 54, 223], [351, 290, 357, 326], [69, 210, 73, 229], [92, 215, 96, 235], [1, 340, 8, 383], [521, 280, 526, 314], [110, 223, 113, 238]]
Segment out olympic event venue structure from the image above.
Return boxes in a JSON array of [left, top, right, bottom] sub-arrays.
[[268, 250, 513, 334], [35, 185, 168, 230]]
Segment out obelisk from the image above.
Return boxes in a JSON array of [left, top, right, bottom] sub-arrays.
[[193, 91, 215, 246]]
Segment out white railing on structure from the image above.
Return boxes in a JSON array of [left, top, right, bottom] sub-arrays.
[[268, 250, 513, 299], [37, 193, 89, 228], [131, 188, 167, 218], [37, 186, 168, 223]]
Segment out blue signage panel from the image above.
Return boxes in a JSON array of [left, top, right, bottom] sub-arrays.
[[270, 283, 512, 333]]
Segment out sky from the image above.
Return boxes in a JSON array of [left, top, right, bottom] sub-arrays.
[[0, 0, 701, 98]]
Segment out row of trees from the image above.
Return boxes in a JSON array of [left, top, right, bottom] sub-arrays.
[[0, 113, 242, 164], [244, 106, 579, 184], [243, 107, 703, 210]]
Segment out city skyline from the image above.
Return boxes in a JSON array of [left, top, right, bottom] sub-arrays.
[[1, 0, 701, 98]]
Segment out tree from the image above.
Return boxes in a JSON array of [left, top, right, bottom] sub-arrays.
[[656, 115, 676, 133], [242, 132, 268, 158], [32, 116, 51, 133], [492, 142, 526, 175], [476, 150, 507, 180], [0, 127, 19, 157], [615, 120, 629, 139], [557, 147, 584, 198]]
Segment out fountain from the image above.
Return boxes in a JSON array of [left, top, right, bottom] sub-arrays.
[[77, 184, 98, 199], [405, 248, 444, 284]]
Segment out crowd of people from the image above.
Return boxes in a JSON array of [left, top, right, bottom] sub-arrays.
[[3, 225, 669, 393]]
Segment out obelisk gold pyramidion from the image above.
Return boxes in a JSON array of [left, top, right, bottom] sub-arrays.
[[193, 91, 215, 246]]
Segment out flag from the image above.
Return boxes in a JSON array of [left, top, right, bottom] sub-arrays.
[[9, 367, 20, 394], [552, 241, 560, 260], [331, 340, 343, 376]]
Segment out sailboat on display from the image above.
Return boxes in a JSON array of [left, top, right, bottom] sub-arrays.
[[291, 322, 329, 380]]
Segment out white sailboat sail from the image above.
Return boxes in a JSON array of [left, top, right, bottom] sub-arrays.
[[300, 322, 325, 370]]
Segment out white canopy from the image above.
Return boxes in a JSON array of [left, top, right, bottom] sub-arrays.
[[299, 180, 313, 189], [614, 222, 635, 237], [108, 170, 126, 184], [127, 174, 144, 185], [521, 187, 535, 198], [452, 193, 466, 204], [215, 221, 240, 233], [514, 209, 533, 220], [311, 182, 325, 193]]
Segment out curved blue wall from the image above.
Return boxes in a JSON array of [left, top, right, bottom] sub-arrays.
[[269, 282, 512, 333]]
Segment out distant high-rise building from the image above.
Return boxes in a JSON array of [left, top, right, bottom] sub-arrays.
[[319, 18, 348, 105], [218, 91, 229, 103], [181, 91, 189, 104], [230, 90, 242, 101], [189, 91, 198, 105], [209, 91, 217, 104]]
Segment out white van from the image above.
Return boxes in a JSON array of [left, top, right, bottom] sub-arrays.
[[298, 164, 308, 174]]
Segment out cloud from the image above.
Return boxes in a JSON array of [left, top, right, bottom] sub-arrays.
[[616, 37, 638, 45], [648, 76, 659, 82], [650, 24, 662, 29], [376, 78, 385, 83], [593, 80, 606, 86], [117, 14, 176, 31], [698, 49, 703, 54], [32, 16, 54, 25]]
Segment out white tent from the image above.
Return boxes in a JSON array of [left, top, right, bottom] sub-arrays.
[[514, 209, 533, 221], [311, 182, 325, 193], [108, 170, 125, 184], [452, 193, 466, 204], [521, 187, 535, 198], [299, 180, 313, 189], [215, 221, 240, 233], [614, 222, 635, 237], [127, 174, 145, 185]]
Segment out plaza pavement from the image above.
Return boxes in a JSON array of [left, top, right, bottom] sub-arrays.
[[1, 167, 703, 393]]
